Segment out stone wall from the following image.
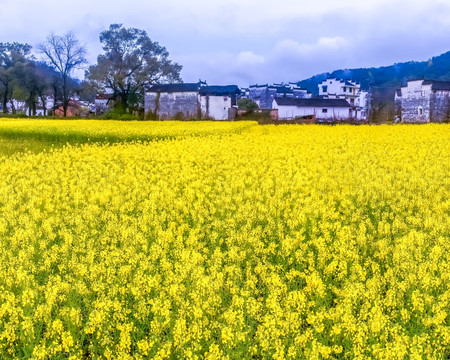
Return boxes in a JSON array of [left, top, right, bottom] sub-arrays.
[[401, 96, 430, 123], [430, 91, 450, 123], [249, 86, 273, 109], [400, 81, 431, 123], [145, 92, 201, 120]]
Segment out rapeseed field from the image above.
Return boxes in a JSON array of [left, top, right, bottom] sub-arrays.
[[0, 121, 448, 359]]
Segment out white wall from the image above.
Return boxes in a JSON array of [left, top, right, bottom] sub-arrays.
[[355, 91, 369, 120], [401, 80, 432, 97], [95, 99, 109, 114], [35, 108, 45, 116], [201, 95, 231, 120], [318, 78, 359, 99], [319, 79, 341, 96], [274, 103, 351, 120]]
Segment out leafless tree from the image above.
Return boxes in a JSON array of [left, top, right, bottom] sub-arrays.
[[38, 33, 86, 117]]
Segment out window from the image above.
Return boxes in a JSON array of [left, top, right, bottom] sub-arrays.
[[322, 85, 328, 93], [418, 106, 423, 115], [343, 87, 346, 92], [322, 109, 328, 113]]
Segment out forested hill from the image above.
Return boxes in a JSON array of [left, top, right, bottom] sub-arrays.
[[297, 50, 450, 95]]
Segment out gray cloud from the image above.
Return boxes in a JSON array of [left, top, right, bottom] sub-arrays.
[[1, 0, 449, 86]]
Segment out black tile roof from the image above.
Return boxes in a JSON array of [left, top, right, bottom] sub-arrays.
[[199, 85, 240, 96], [146, 83, 202, 92], [274, 97, 351, 108], [292, 87, 308, 91], [423, 80, 450, 91], [273, 87, 294, 94]]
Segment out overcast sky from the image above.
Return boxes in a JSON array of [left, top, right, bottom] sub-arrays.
[[1, 0, 450, 86]]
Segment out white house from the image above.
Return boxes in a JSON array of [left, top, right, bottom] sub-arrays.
[[144, 82, 240, 120], [199, 86, 240, 120], [318, 78, 359, 103], [318, 78, 369, 119], [244, 83, 312, 109], [355, 91, 370, 120], [95, 94, 113, 115], [273, 97, 352, 120], [34, 106, 46, 116]]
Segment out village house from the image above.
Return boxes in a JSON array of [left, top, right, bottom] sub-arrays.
[[247, 84, 272, 109], [246, 83, 311, 109], [95, 94, 113, 115], [144, 82, 240, 120], [199, 85, 240, 120], [355, 91, 370, 120], [318, 78, 369, 120], [319, 78, 359, 103], [395, 79, 450, 123], [2, 93, 96, 117], [273, 98, 352, 120], [54, 99, 92, 117]]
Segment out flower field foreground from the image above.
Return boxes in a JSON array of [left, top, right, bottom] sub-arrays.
[[0, 119, 253, 145], [0, 124, 449, 359]]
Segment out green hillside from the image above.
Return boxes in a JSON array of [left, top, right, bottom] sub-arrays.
[[297, 51, 450, 94], [296, 51, 450, 121]]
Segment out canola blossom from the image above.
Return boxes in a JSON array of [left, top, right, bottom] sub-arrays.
[[0, 119, 253, 144], [0, 123, 449, 359]]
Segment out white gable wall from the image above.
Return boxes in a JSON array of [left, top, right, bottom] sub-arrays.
[[318, 79, 359, 107], [319, 79, 342, 96], [200, 95, 232, 120]]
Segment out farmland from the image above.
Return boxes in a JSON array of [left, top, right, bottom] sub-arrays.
[[0, 120, 449, 359]]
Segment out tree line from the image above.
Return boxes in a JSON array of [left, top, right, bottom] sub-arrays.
[[0, 24, 182, 117]]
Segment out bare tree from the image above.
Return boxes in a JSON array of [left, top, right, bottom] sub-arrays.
[[38, 33, 86, 117]]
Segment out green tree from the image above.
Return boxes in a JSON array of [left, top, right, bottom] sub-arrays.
[[0, 42, 32, 113], [237, 98, 258, 113], [14, 61, 57, 116], [86, 24, 182, 114]]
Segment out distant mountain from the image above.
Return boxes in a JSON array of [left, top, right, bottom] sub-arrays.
[[295, 51, 450, 120], [297, 50, 450, 94]]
